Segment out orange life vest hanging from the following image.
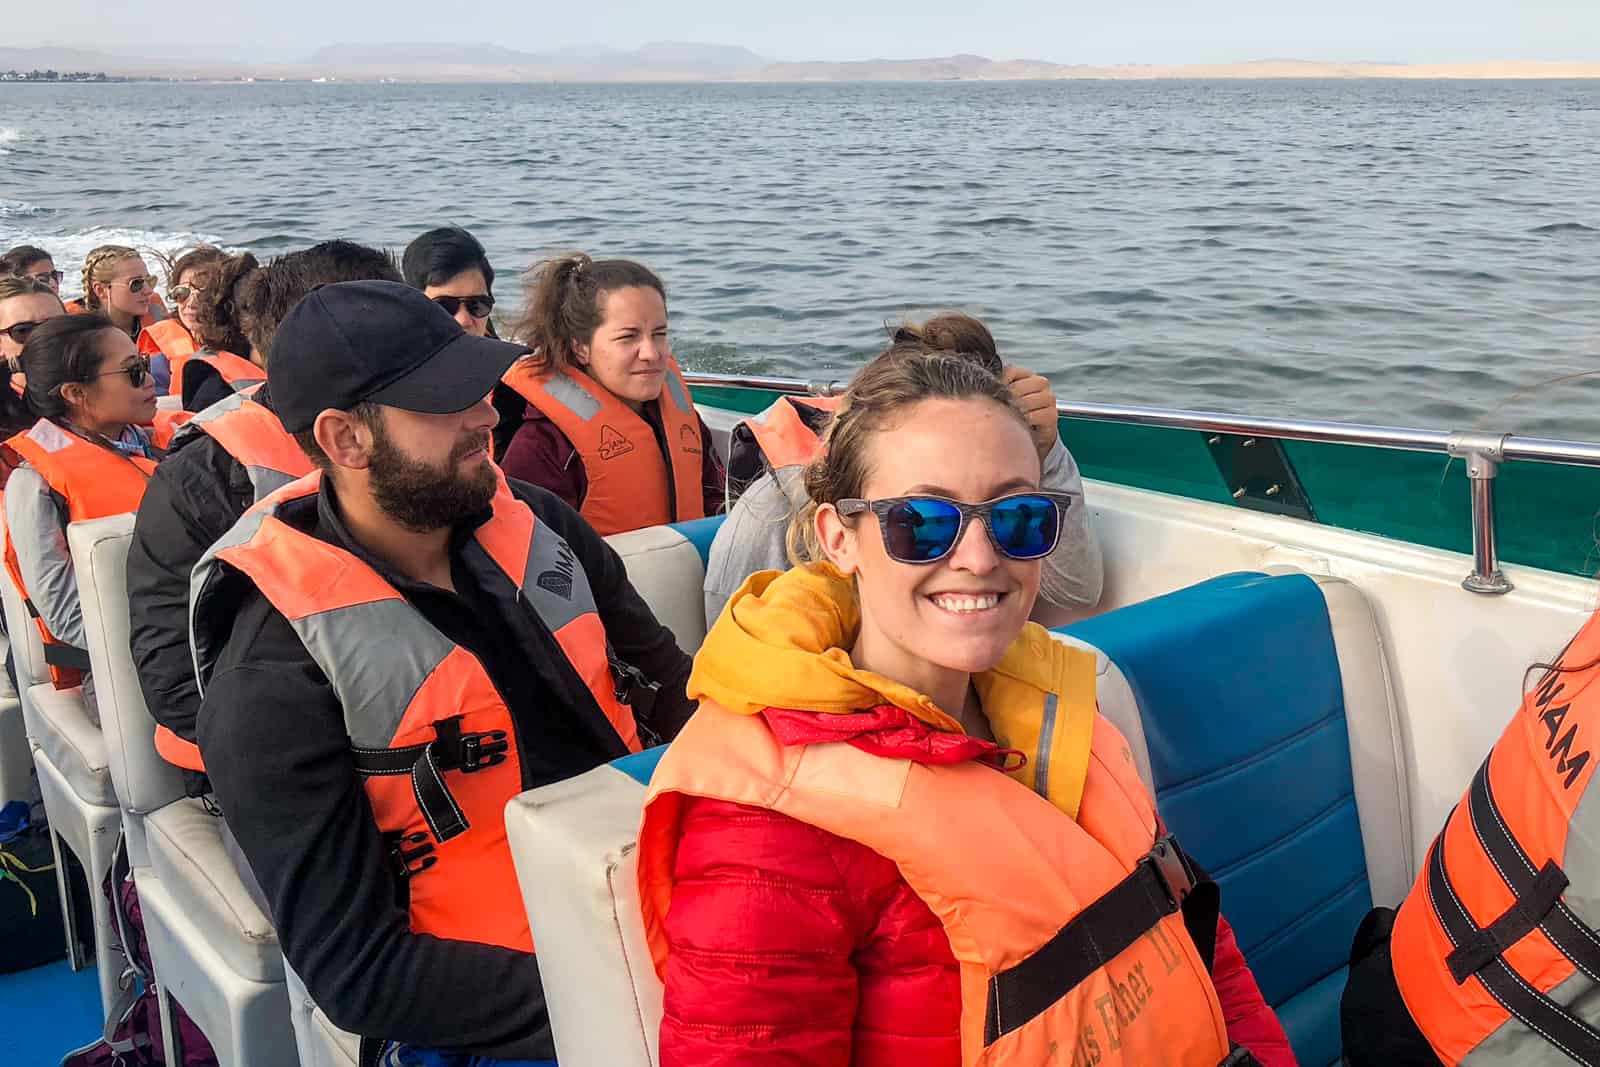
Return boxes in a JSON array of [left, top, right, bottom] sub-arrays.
[[500, 358, 704, 536], [1391, 609, 1600, 1065], [640, 702, 1234, 1067], [0, 419, 155, 688], [726, 393, 839, 503], [186, 471, 642, 948]]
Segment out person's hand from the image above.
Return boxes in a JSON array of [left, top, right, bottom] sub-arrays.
[[1002, 364, 1059, 462]]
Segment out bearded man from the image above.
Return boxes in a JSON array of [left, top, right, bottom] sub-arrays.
[[191, 281, 693, 1064]]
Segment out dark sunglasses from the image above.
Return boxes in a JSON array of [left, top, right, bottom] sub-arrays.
[[1, 320, 45, 345], [836, 491, 1075, 564], [433, 294, 495, 320], [89, 354, 152, 389], [169, 283, 203, 302], [24, 270, 64, 287]]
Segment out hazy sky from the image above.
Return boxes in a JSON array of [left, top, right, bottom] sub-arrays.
[[8, 0, 1598, 65]]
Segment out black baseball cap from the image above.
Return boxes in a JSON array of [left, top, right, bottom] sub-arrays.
[[269, 279, 527, 433]]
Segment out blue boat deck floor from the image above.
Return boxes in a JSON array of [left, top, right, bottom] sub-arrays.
[[0, 959, 103, 1063]]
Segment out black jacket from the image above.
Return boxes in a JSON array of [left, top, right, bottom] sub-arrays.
[[127, 388, 267, 795], [197, 475, 693, 1058]]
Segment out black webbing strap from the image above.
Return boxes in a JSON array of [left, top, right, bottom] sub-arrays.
[[1425, 833, 1600, 1066], [348, 716, 509, 846], [1221, 1045, 1265, 1066], [42, 640, 91, 671], [983, 834, 1197, 1046], [1457, 758, 1600, 984], [357, 1036, 384, 1067]]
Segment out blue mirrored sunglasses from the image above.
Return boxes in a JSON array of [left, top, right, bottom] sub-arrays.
[[835, 491, 1075, 564]]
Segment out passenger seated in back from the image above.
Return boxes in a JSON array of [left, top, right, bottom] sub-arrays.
[[2, 244, 64, 295], [137, 244, 230, 386], [193, 281, 693, 1059], [166, 250, 273, 415], [704, 312, 1103, 625], [1342, 614, 1600, 1066], [128, 240, 400, 796], [498, 253, 725, 535], [0, 274, 66, 410], [2, 315, 160, 720], [639, 341, 1293, 1066], [70, 245, 171, 390]]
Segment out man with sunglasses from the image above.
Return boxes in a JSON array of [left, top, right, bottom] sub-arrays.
[[189, 282, 694, 1063]]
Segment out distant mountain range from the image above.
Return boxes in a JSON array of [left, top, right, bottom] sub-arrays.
[[3, 43, 1598, 83]]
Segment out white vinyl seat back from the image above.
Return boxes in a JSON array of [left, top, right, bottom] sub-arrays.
[[0, 643, 31, 806], [0, 559, 50, 690], [69, 515, 185, 868], [606, 524, 711, 654], [506, 749, 667, 1067]]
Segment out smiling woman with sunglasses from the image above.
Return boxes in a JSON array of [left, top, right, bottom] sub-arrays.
[[2, 314, 160, 721], [636, 343, 1295, 1067], [72, 245, 171, 382]]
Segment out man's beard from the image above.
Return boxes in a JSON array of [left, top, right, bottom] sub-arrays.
[[368, 420, 497, 532]]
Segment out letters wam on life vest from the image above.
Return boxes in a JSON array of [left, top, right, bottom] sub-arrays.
[[1534, 673, 1592, 790]]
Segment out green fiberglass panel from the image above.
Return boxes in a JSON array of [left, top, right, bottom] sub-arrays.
[[1057, 418, 1235, 505], [692, 384, 791, 417]]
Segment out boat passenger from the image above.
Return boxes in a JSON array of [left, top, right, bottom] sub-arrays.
[[160, 250, 279, 415], [137, 244, 229, 384], [499, 253, 725, 535], [189, 281, 694, 1061], [2, 244, 64, 294], [0, 274, 66, 406], [637, 341, 1296, 1067], [1341, 616, 1600, 1066], [69, 244, 171, 390], [1, 315, 159, 720], [705, 311, 1104, 626], [128, 240, 400, 796]]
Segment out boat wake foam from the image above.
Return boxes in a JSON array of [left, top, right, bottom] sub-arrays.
[[0, 128, 18, 153]]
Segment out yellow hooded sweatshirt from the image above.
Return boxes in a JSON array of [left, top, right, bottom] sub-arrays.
[[687, 562, 1102, 819]]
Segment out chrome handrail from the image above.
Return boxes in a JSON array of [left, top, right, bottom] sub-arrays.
[[684, 369, 1600, 594]]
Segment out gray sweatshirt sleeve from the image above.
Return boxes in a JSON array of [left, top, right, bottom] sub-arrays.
[[703, 467, 807, 624], [3, 465, 85, 650], [1038, 440, 1105, 611]]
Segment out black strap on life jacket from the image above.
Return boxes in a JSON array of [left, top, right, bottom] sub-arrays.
[[982, 833, 1215, 1047], [1448, 758, 1600, 986], [41, 640, 91, 671], [1425, 822, 1600, 1066], [348, 715, 509, 845]]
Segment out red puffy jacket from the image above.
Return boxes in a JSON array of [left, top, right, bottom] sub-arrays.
[[658, 713, 1299, 1067]]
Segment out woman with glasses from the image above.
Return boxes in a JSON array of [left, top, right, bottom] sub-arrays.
[[166, 250, 268, 413], [138, 244, 229, 381], [402, 226, 498, 338], [705, 312, 1103, 626], [2, 245, 64, 293], [72, 244, 171, 389], [2, 314, 159, 719], [0, 275, 65, 416], [500, 252, 724, 535], [635, 342, 1295, 1067]]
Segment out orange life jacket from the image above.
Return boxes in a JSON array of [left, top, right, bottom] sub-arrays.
[[739, 393, 839, 470], [186, 471, 642, 949], [170, 349, 265, 403], [137, 318, 197, 368], [501, 358, 704, 536], [149, 409, 193, 450], [640, 702, 1234, 1067], [0, 419, 155, 688], [1391, 610, 1600, 1065]]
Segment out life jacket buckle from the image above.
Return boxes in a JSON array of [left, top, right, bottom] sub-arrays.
[[1147, 834, 1194, 910], [387, 830, 437, 882], [460, 730, 509, 773]]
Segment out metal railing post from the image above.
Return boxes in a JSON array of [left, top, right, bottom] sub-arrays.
[[1448, 432, 1512, 595]]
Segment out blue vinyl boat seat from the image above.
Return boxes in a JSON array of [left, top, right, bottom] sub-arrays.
[[1058, 572, 1412, 1067]]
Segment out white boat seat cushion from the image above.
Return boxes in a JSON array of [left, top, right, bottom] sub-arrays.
[[605, 518, 721, 655], [144, 797, 283, 984], [25, 682, 115, 807]]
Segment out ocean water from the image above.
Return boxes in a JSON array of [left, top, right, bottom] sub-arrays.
[[2, 79, 1598, 437]]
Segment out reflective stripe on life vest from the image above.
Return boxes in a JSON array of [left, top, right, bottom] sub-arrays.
[[501, 357, 704, 535], [1392, 609, 1600, 1065], [187, 470, 641, 948], [640, 695, 1232, 1066], [0, 419, 155, 688]]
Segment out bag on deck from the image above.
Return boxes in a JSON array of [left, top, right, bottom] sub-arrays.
[[0, 800, 74, 974]]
